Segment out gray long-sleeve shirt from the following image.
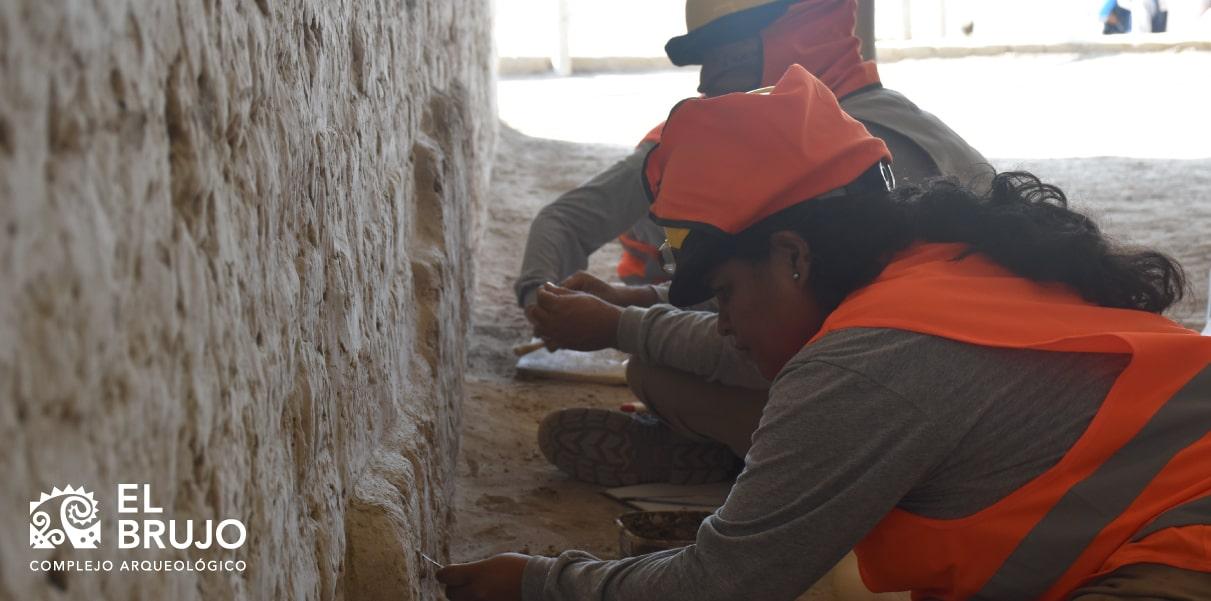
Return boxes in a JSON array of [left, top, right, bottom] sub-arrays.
[[515, 141, 660, 307], [523, 328, 1129, 600], [617, 302, 768, 390]]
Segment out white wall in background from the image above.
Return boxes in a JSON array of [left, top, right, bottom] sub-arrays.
[[496, 0, 1210, 63]]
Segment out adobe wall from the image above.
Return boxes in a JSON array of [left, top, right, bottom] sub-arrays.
[[0, 1, 494, 599]]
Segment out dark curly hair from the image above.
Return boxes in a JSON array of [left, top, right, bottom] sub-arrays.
[[732, 171, 1187, 315]]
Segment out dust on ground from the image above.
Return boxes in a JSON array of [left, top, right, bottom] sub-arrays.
[[453, 127, 635, 564], [452, 51, 1210, 599]]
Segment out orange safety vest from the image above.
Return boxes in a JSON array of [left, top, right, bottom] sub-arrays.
[[616, 231, 667, 284], [809, 243, 1211, 600]]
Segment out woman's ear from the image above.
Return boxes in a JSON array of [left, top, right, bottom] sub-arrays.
[[768, 231, 811, 285]]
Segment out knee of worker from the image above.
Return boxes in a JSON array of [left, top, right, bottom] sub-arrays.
[[625, 356, 655, 403], [625, 357, 685, 418]]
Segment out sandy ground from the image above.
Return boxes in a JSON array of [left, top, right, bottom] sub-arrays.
[[452, 128, 635, 565], [451, 51, 1211, 598]]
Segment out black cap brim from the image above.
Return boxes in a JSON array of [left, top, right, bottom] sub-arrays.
[[665, 0, 793, 66], [663, 198, 833, 307], [666, 232, 735, 307]]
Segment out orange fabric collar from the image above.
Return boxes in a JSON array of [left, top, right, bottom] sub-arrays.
[[760, 0, 881, 98]]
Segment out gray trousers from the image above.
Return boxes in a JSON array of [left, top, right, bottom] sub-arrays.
[[626, 357, 767, 458]]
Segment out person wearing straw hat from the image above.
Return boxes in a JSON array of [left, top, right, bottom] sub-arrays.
[[527, 0, 989, 489], [441, 64, 1211, 601]]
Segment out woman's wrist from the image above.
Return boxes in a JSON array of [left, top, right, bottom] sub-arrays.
[[613, 284, 660, 308], [605, 303, 623, 349]]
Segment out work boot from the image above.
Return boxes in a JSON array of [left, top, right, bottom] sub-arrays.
[[537, 408, 741, 486]]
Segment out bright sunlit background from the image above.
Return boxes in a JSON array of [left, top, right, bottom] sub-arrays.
[[497, 0, 1211, 59], [493, 0, 1211, 159]]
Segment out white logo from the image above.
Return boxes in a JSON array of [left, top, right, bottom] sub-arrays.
[[29, 485, 101, 549]]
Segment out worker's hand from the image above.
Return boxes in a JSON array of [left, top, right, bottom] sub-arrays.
[[530, 283, 622, 352], [436, 553, 528, 601], [523, 299, 543, 328], [561, 271, 660, 308]]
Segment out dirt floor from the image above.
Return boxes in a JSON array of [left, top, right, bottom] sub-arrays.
[[453, 127, 635, 563], [451, 52, 1211, 599]]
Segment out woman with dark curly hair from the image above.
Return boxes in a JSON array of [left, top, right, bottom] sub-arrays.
[[438, 65, 1211, 601]]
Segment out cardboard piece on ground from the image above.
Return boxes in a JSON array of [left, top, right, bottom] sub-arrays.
[[515, 348, 629, 386], [603, 482, 732, 512]]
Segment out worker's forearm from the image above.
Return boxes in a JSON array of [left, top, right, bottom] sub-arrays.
[[516, 209, 593, 306], [615, 305, 767, 390], [614, 283, 661, 308], [522, 352, 950, 601], [514, 143, 656, 307]]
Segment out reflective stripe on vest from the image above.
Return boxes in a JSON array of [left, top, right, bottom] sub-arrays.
[[819, 243, 1211, 600], [1131, 493, 1211, 543], [972, 366, 1211, 600]]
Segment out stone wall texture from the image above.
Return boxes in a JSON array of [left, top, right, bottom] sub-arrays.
[[0, 0, 494, 599]]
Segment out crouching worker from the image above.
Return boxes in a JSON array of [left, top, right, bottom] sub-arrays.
[[530, 0, 990, 488], [440, 65, 1211, 601]]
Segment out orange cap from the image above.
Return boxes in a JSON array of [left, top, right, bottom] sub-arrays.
[[645, 64, 891, 306]]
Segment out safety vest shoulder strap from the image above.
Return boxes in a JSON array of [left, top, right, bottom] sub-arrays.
[[813, 243, 1190, 350]]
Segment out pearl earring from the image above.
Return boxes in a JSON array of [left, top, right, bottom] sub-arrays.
[[792, 272, 800, 281]]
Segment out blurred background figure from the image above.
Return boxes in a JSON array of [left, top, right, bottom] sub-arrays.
[[1101, 0, 1135, 33], [1102, 0, 1170, 34], [1100, 0, 1211, 33]]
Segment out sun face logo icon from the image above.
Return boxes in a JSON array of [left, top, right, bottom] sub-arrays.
[[29, 486, 101, 549]]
